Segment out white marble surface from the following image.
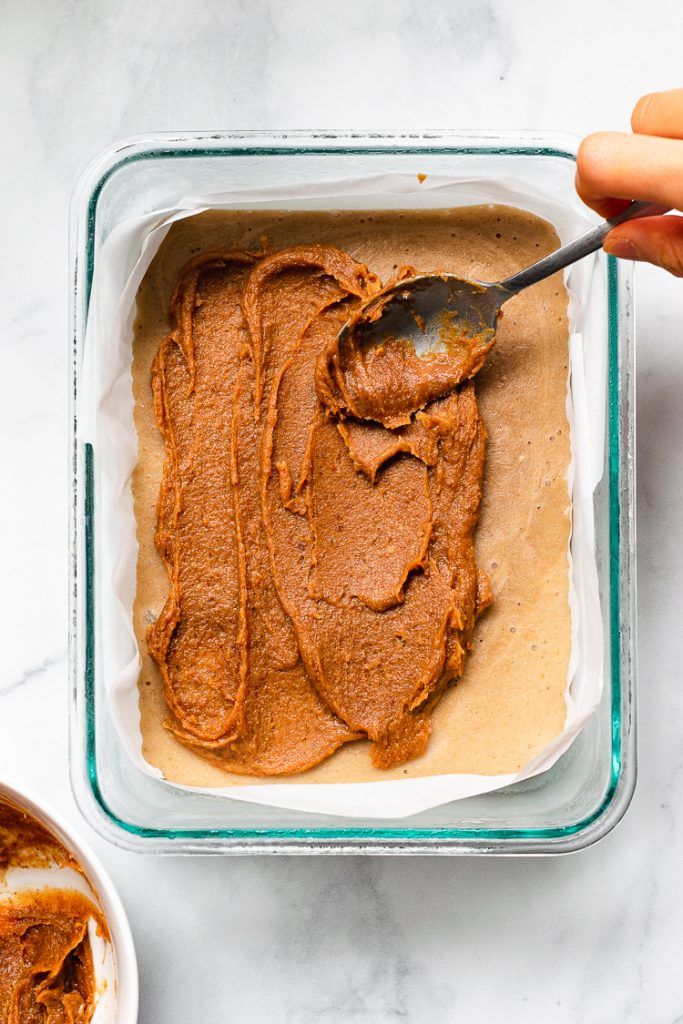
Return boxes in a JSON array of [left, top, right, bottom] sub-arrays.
[[2, 1, 683, 1020]]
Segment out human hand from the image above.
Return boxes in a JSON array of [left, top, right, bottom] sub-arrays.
[[576, 88, 683, 276]]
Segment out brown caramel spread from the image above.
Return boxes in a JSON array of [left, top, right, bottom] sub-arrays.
[[0, 799, 102, 1024], [317, 278, 496, 427], [148, 243, 492, 774]]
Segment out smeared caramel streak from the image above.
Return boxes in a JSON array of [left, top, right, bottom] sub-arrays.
[[148, 243, 492, 773], [148, 252, 257, 746]]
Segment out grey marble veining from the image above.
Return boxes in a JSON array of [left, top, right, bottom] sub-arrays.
[[2, 1, 683, 1021]]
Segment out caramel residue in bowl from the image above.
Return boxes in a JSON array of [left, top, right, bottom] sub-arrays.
[[0, 798, 106, 1024], [0, 890, 102, 1024]]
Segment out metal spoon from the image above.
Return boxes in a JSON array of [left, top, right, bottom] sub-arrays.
[[346, 200, 665, 353], [330, 200, 665, 425]]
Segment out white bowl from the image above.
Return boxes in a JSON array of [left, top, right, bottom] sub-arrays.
[[0, 777, 138, 1023]]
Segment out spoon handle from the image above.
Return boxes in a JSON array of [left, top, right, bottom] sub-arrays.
[[499, 201, 669, 294]]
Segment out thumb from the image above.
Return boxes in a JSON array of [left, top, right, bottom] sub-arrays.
[[603, 215, 683, 277]]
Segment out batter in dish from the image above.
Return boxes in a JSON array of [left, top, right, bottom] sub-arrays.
[[133, 207, 571, 786]]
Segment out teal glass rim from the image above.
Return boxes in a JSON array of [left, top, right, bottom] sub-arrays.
[[69, 131, 636, 854]]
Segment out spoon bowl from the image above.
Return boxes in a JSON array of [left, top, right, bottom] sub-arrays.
[[340, 274, 509, 357]]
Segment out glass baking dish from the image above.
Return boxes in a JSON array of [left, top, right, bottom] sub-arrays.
[[68, 130, 636, 854]]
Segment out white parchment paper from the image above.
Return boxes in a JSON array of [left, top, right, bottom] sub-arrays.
[[81, 172, 606, 818]]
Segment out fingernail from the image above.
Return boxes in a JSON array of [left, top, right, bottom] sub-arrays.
[[603, 236, 638, 259]]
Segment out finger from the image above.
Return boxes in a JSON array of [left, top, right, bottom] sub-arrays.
[[632, 88, 683, 139], [603, 214, 683, 277], [573, 173, 630, 220], [576, 131, 683, 213]]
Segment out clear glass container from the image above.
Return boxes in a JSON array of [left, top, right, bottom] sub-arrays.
[[69, 131, 636, 854]]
